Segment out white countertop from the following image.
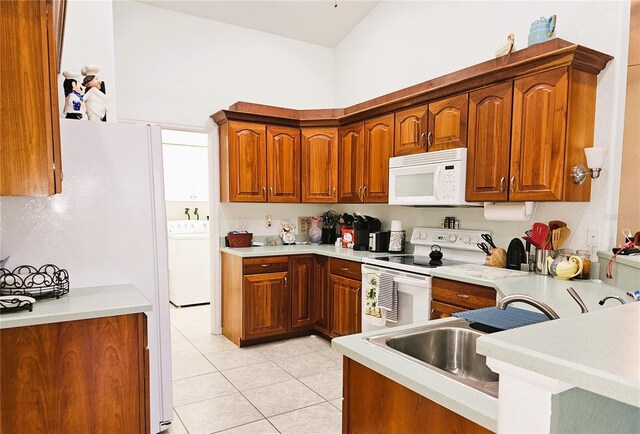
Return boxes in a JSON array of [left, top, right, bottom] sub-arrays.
[[220, 244, 395, 262], [0, 284, 152, 329], [477, 302, 640, 408], [332, 318, 498, 432]]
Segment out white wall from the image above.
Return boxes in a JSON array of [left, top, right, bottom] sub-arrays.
[[58, 0, 118, 120], [112, 1, 335, 129], [334, 1, 631, 254]]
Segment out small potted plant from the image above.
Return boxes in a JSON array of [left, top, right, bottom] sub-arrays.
[[320, 210, 340, 244]]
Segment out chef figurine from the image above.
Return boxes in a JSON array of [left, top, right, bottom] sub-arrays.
[[62, 71, 86, 120], [280, 220, 297, 245], [81, 64, 107, 121]]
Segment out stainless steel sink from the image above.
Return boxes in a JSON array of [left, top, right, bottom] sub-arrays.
[[364, 318, 499, 397]]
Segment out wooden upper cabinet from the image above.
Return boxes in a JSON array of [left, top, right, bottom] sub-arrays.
[[1, 0, 62, 195], [510, 68, 568, 201], [338, 122, 364, 203], [243, 271, 289, 340], [267, 126, 300, 202], [301, 128, 338, 203], [225, 121, 267, 202], [427, 94, 468, 151], [363, 114, 394, 203], [394, 105, 427, 156], [290, 255, 315, 330], [466, 82, 513, 202]]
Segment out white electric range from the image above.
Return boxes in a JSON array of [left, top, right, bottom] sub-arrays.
[[361, 227, 493, 332]]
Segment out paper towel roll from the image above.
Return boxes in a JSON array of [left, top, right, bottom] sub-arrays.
[[390, 220, 403, 231], [483, 202, 536, 221]]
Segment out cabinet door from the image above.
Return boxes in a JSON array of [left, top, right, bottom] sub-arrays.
[[313, 256, 331, 335], [430, 300, 465, 320], [163, 145, 195, 201], [363, 114, 394, 203], [510, 68, 568, 201], [466, 82, 513, 202], [290, 255, 315, 330], [394, 105, 428, 156], [301, 128, 338, 203], [0, 0, 62, 195], [243, 271, 289, 339], [329, 274, 361, 337], [427, 94, 468, 151], [228, 121, 267, 202], [267, 126, 301, 202], [338, 122, 364, 203]]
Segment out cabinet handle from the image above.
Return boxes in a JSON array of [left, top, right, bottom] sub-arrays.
[[332, 187, 336, 196], [270, 186, 273, 195], [510, 176, 516, 193], [456, 293, 470, 299], [362, 185, 367, 198], [284, 277, 287, 287], [341, 267, 350, 271], [357, 186, 363, 200], [261, 264, 272, 267], [427, 132, 433, 150], [420, 132, 426, 148], [499, 177, 505, 193], [262, 186, 266, 195]]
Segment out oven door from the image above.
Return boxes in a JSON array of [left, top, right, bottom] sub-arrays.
[[361, 264, 431, 332], [388, 163, 443, 206]]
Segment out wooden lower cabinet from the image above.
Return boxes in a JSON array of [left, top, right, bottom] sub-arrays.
[[329, 274, 361, 338], [313, 255, 331, 335], [343, 358, 493, 434], [430, 277, 496, 320], [0, 313, 149, 434], [290, 255, 315, 330], [243, 271, 289, 339]]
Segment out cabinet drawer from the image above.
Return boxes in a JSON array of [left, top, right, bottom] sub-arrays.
[[243, 256, 289, 274], [329, 258, 361, 280], [431, 277, 496, 310]]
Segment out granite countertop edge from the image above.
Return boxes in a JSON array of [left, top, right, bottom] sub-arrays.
[[0, 284, 152, 329]]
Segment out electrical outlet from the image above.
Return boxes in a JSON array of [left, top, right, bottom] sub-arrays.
[[587, 227, 598, 247]]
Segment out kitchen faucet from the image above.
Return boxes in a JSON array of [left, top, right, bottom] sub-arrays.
[[184, 208, 190, 220], [566, 287, 589, 313], [497, 294, 560, 320], [598, 295, 626, 306]]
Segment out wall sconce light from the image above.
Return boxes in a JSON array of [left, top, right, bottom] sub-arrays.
[[572, 147, 607, 185]]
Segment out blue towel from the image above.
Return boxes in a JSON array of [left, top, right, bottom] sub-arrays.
[[377, 273, 397, 323], [453, 306, 549, 330]]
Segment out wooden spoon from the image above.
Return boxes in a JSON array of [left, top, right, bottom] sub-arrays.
[[556, 227, 572, 250]]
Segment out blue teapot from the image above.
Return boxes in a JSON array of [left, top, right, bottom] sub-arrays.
[[528, 15, 557, 47]]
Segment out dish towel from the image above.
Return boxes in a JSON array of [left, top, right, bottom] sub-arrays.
[[377, 273, 398, 323], [364, 273, 382, 322]]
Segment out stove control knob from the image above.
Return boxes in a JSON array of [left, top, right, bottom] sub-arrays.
[[471, 236, 478, 244], [462, 236, 471, 244], [449, 235, 457, 242], [418, 232, 427, 240]]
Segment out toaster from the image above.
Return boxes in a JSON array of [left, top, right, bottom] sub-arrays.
[[369, 231, 390, 252]]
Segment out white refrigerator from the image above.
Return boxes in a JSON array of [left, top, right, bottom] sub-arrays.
[[0, 120, 173, 431]]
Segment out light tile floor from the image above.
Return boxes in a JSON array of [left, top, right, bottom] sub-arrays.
[[166, 305, 343, 434]]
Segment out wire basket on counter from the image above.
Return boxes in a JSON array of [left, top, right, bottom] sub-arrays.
[[0, 264, 69, 300]]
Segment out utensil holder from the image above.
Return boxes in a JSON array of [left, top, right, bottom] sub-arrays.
[[534, 249, 551, 275], [485, 248, 507, 268]]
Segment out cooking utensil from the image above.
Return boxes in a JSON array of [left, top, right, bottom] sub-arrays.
[[477, 242, 491, 255], [429, 244, 443, 261], [532, 223, 550, 250], [522, 236, 537, 248], [548, 220, 567, 232], [481, 234, 497, 249], [525, 230, 532, 237], [556, 227, 571, 250]]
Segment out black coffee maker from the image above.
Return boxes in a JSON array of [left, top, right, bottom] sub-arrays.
[[353, 214, 381, 251]]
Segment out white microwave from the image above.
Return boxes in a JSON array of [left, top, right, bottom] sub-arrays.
[[388, 148, 479, 206]]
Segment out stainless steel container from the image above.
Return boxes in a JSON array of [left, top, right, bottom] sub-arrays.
[[534, 248, 551, 275]]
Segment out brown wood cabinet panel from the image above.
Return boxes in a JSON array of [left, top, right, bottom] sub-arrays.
[[267, 126, 301, 202], [338, 122, 364, 203], [363, 114, 394, 202], [430, 300, 467, 320], [510, 68, 568, 201], [0, 314, 147, 434], [394, 105, 428, 156], [222, 252, 243, 346], [329, 258, 361, 281], [0, 0, 62, 195], [329, 274, 361, 337], [431, 277, 496, 310], [227, 121, 267, 202], [343, 358, 492, 434], [243, 256, 289, 275], [313, 255, 331, 335], [466, 82, 513, 202], [301, 127, 338, 203], [243, 271, 289, 339], [290, 255, 315, 330], [427, 93, 468, 151]]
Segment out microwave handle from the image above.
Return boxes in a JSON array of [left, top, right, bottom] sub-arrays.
[[433, 166, 443, 201]]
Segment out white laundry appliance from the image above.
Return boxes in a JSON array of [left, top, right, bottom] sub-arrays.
[[167, 220, 211, 306]]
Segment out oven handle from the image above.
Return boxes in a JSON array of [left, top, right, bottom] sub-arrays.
[[393, 275, 431, 287]]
